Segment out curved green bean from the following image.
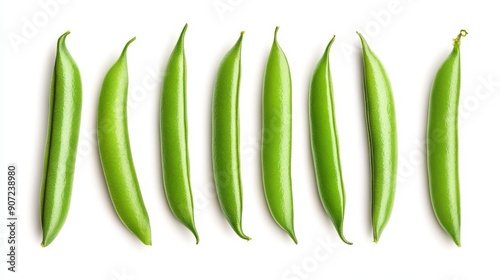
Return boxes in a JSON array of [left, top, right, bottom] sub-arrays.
[[357, 32, 398, 243], [262, 27, 297, 244], [97, 38, 152, 245], [40, 31, 82, 247], [309, 36, 351, 245], [212, 32, 250, 240], [160, 24, 199, 243], [427, 30, 467, 247]]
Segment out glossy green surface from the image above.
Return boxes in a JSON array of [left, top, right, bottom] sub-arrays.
[[160, 24, 199, 243], [309, 37, 351, 245], [427, 30, 467, 247], [97, 38, 152, 245], [262, 27, 297, 244], [212, 32, 250, 240], [358, 33, 398, 243], [40, 32, 82, 247]]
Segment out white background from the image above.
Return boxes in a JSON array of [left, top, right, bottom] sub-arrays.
[[1, 0, 500, 279]]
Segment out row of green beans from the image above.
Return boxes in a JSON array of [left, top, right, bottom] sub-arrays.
[[39, 26, 466, 247]]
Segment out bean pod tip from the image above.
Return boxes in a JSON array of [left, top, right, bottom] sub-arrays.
[[356, 31, 367, 43], [326, 35, 335, 51], [287, 230, 298, 244], [236, 231, 251, 241], [193, 230, 200, 244], [118, 37, 136, 59], [125, 36, 136, 48], [57, 31, 71, 46], [356, 31, 370, 49], [452, 234, 461, 247], [340, 235, 353, 245], [453, 29, 468, 46], [181, 23, 188, 37]]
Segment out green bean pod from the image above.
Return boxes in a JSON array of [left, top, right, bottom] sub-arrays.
[[40, 31, 82, 247], [212, 32, 250, 240], [427, 30, 467, 247], [357, 33, 398, 243], [309, 37, 351, 245], [97, 38, 152, 245], [160, 24, 199, 243], [262, 27, 297, 244]]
